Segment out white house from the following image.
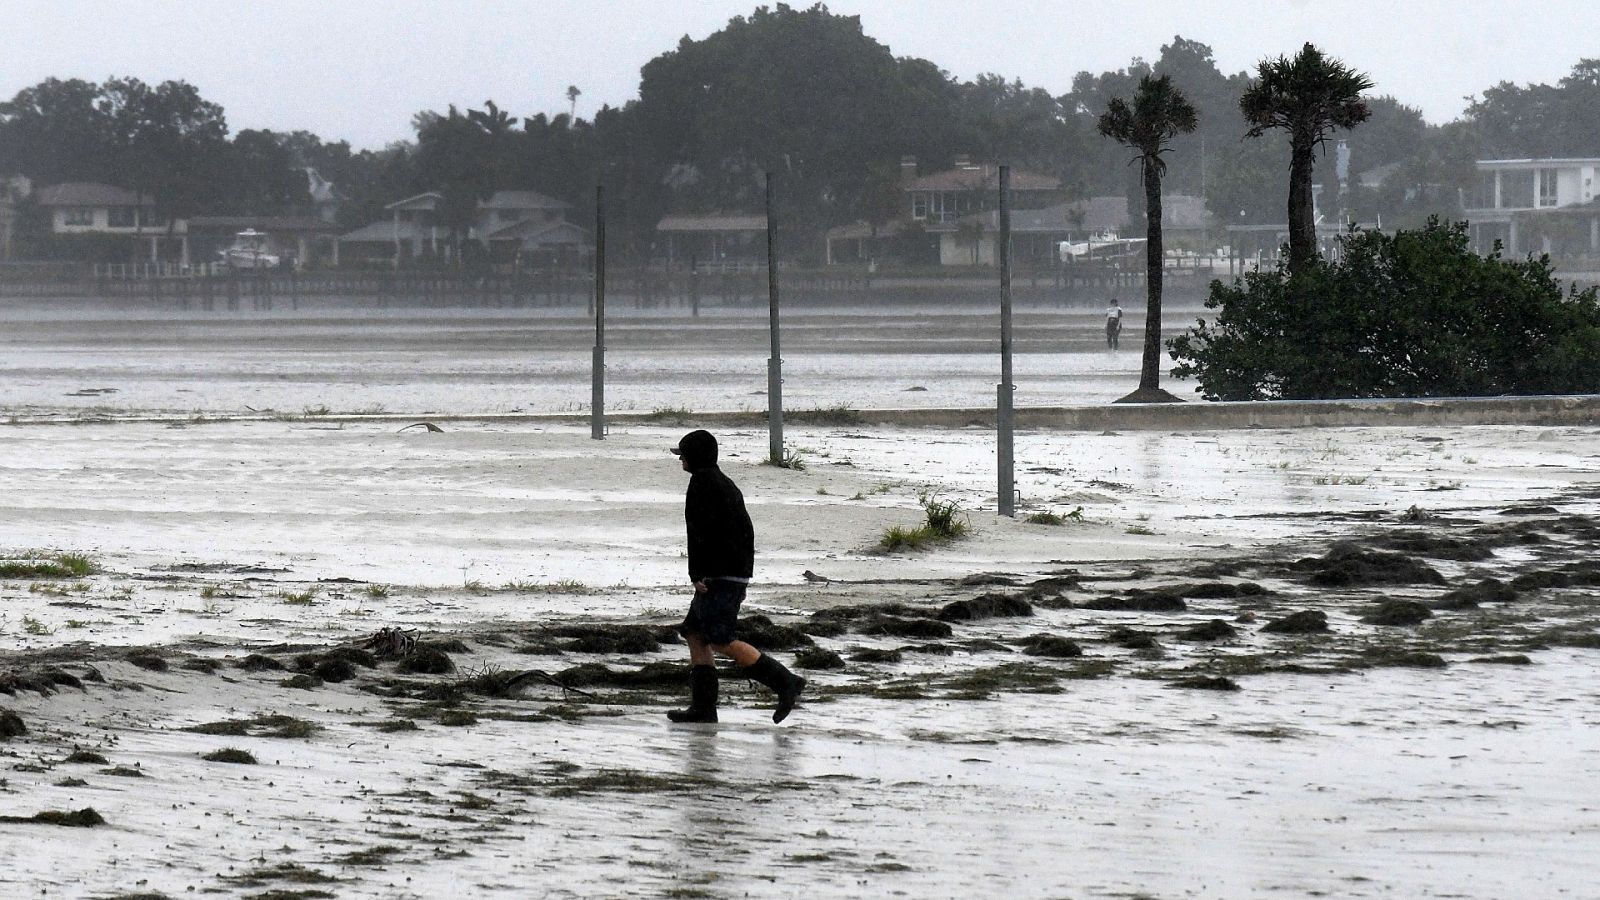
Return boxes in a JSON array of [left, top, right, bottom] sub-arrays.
[[34, 181, 188, 262], [1463, 158, 1600, 257], [340, 189, 582, 266]]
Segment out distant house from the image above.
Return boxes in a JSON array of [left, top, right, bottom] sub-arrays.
[[903, 155, 1061, 225], [34, 181, 187, 262], [476, 190, 587, 265], [655, 213, 768, 267], [1464, 158, 1600, 257], [936, 197, 1130, 267], [826, 155, 1063, 267], [339, 189, 586, 267]]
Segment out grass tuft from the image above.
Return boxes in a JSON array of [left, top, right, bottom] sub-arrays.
[[764, 448, 807, 470], [0, 552, 97, 579], [875, 496, 969, 553], [788, 403, 864, 426]]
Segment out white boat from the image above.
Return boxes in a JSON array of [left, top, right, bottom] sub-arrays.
[[219, 230, 280, 269], [1058, 231, 1142, 262]]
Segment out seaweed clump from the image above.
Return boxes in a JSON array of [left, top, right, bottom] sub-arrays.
[[1180, 619, 1238, 641], [1260, 610, 1330, 634], [736, 615, 816, 650], [1018, 634, 1082, 658], [1105, 627, 1161, 650], [1078, 594, 1186, 612], [0, 808, 105, 827], [396, 646, 455, 675], [1433, 578, 1518, 610], [937, 593, 1034, 622], [1360, 600, 1433, 626], [1291, 542, 1445, 587], [1167, 675, 1241, 691], [794, 647, 845, 670]]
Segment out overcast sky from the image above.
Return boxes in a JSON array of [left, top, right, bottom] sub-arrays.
[[3, 0, 1592, 150]]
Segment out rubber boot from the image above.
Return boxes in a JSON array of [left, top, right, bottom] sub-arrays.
[[666, 665, 718, 723], [744, 654, 806, 723]]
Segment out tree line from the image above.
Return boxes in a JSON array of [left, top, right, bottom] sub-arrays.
[[3, 3, 1598, 262]]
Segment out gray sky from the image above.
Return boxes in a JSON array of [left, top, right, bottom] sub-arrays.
[[3, 0, 1590, 150]]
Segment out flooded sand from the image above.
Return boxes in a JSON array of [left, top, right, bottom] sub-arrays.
[[3, 419, 1600, 897]]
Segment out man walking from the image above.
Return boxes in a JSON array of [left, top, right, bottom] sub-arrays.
[[1105, 297, 1123, 349], [666, 429, 805, 724]]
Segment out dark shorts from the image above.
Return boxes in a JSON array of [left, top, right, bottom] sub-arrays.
[[678, 579, 747, 646]]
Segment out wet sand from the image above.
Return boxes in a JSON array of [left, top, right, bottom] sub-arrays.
[[2, 306, 1599, 897], [2, 420, 1599, 898]]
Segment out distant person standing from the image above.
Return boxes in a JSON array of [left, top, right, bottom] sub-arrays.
[[666, 429, 806, 724], [1105, 298, 1124, 349]]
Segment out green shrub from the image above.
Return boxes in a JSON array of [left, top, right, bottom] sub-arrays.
[[0, 553, 97, 579], [1169, 219, 1600, 400], [875, 496, 968, 553]]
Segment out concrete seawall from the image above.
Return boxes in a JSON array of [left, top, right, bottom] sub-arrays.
[[636, 393, 1600, 431], [10, 394, 1600, 431]]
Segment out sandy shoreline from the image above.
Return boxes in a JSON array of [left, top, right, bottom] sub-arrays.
[[3, 419, 1600, 897]]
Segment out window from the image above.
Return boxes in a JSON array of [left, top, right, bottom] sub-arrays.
[[1473, 171, 1497, 209], [108, 207, 136, 227], [1500, 170, 1536, 209], [63, 208, 94, 226], [1538, 168, 1559, 207], [911, 192, 928, 219], [142, 209, 166, 227]]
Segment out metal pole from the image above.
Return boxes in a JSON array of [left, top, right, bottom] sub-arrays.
[[997, 166, 1015, 517], [765, 172, 784, 464], [591, 185, 606, 440]]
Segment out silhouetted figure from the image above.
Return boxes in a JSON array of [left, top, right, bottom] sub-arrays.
[[666, 429, 805, 724]]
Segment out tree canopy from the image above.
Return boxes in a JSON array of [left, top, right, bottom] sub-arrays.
[[1240, 43, 1373, 272], [2, 8, 1595, 260]]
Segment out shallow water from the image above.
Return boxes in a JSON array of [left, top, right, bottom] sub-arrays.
[[0, 301, 1199, 416]]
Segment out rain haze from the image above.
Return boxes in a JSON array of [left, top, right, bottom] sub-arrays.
[[2, 0, 1596, 148], [3, 2, 1600, 898]]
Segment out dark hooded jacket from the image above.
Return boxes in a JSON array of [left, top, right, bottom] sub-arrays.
[[684, 464, 755, 582]]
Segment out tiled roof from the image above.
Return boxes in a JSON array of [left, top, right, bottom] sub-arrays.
[[384, 192, 442, 211], [481, 190, 571, 210], [482, 219, 590, 246], [904, 165, 1060, 193], [339, 220, 423, 243], [35, 182, 146, 207]]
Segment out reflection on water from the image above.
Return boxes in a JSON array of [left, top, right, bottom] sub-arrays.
[[0, 304, 1205, 416]]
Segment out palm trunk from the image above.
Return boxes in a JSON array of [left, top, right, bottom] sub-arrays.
[[1140, 164, 1163, 392], [1287, 134, 1316, 275]]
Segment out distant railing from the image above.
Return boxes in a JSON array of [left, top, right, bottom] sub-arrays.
[[90, 261, 227, 279]]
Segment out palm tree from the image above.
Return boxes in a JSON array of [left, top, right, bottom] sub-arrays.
[[566, 85, 581, 122], [1240, 43, 1373, 275], [1098, 74, 1197, 402]]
